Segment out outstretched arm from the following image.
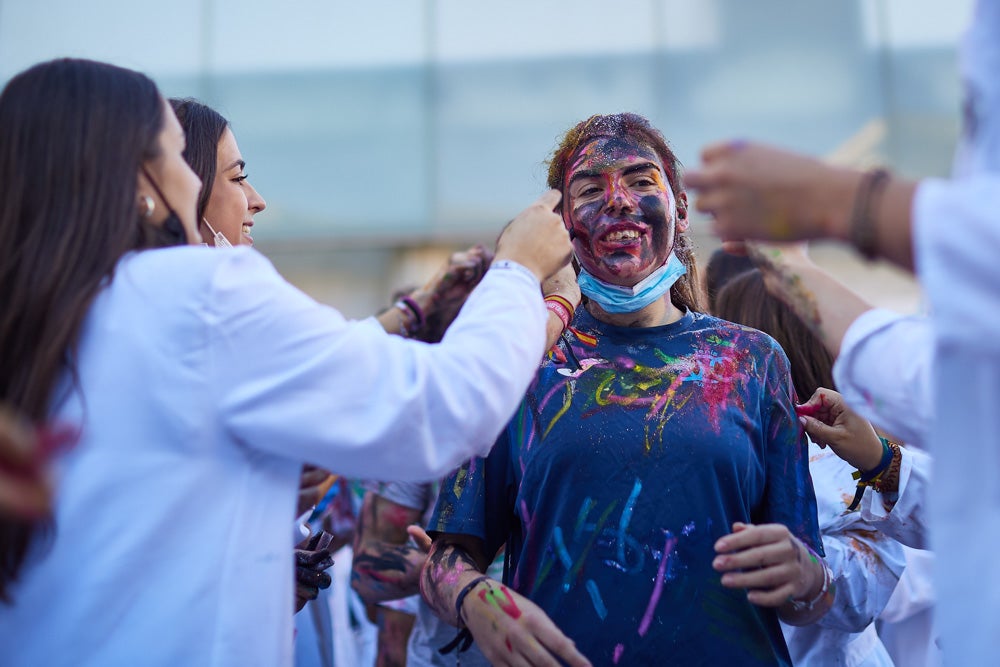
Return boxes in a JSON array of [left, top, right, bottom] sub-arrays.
[[351, 491, 428, 604], [742, 242, 874, 358], [685, 142, 918, 271], [421, 535, 591, 667]]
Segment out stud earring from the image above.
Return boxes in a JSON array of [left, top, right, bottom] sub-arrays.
[[139, 195, 155, 219]]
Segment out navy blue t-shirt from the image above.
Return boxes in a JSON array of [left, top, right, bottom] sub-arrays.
[[430, 309, 820, 666]]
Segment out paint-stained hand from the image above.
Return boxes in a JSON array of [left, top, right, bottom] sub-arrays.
[[461, 579, 592, 667], [685, 142, 860, 244], [294, 531, 335, 613], [411, 244, 494, 343], [713, 522, 824, 609], [797, 387, 885, 472], [495, 190, 573, 283]]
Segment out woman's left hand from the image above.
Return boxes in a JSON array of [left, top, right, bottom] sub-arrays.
[[712, 522, 822, 607]]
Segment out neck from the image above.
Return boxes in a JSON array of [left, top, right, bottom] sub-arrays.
[[586, 294, 684, 328]]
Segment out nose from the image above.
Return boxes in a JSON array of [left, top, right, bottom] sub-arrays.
[[247, 181, 267, 214], [605, 179, 635, 215]]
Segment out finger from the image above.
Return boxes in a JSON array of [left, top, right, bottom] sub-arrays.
[[296, 546, 332, 567], [296, 566, 332, 588], [534, 189, 563, 211], [714, 540, 798, 573], [296, 583, 320, 602], [721, 562, 799, 590], [714, 523, 789, 553], [748, 582, 799, 608], [527, 614, 591, 667], [720, 240, 749, 256], [701, 139, 745, 163], [798, 415, 841, 443], [407, 525, 433, 552]]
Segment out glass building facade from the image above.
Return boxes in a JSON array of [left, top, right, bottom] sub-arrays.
[[1, 0, 969, 314]]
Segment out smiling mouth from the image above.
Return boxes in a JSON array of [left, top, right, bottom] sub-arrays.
[[603, 229, 641, 242]]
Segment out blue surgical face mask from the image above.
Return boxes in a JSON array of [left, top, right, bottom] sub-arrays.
[[578, 252, 687, 314]]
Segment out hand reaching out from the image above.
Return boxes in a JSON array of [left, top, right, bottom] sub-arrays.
[[413, 244, 494, 343], [796, 387, 884, 472]]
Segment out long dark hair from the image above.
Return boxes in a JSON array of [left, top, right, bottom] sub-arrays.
[[713, 268, 835, 401], [169, 98, 229, 221], [0, 58, 167, 601], [547, 112, 703, 313]]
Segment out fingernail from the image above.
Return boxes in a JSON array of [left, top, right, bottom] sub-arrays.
[[715, 540, 728, 552], [730, 139, 747, 151]]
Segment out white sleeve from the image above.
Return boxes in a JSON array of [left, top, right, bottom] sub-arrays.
[[914, 175, 1000, 350], [808, 448, 906, 633], [833, 310, 933, 446], [817, 529, 906, 633], [860, 446, 932, 550], [208, 249, 546, 482]]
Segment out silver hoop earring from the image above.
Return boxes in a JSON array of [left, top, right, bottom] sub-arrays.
[[139, 195, 155, 219]]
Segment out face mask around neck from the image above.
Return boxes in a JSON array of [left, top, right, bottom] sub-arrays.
[[577, 252, 687, 314], [201, 218, 232, 248]]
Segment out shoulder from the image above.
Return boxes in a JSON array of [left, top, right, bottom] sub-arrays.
[[689, 312, 785, 357], [118, 245, 278, 287]]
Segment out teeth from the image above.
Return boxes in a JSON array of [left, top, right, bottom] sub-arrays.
[[604, 230, 640, 242], [242, 224, 251, 235]]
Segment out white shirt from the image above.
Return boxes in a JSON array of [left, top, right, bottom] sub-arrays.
[[0, 246, 547, 667], [834, 309, 933, 447], [781, 442, 905, 667], [913, 0, 1000, 662]]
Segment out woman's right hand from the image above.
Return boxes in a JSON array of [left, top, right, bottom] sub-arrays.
[[495, 190, 573, 283], [796, 387, 884, 471], [461, 579, 591, 667]]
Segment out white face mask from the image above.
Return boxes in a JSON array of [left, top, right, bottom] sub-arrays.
[[202, 218, 232, 248]]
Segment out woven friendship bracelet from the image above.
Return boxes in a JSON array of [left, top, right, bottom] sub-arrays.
[[849, 168, 890, 261]]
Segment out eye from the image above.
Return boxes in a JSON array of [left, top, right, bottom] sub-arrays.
[[232, 173, 248, 184]]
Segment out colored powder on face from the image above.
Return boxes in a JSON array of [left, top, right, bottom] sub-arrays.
[[506, 637, 513, 653]]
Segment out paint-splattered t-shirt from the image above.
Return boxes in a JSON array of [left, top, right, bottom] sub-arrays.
[[430, 308, 820, 666]]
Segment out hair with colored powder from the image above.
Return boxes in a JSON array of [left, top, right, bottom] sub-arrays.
[[169, 98, 230, 222], [546, 112, 703, 313], [713, 268, 835, 401]]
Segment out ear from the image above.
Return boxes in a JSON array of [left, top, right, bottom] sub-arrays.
[[674, 191, 690, 233]]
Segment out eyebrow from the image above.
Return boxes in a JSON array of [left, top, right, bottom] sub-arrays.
[[223, 159, 246, 172], [568, 161, 661, 186]]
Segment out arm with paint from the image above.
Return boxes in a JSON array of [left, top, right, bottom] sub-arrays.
[[421, 536, 590, 667], [351, 489, 429, 603], [743, 242, 874, 359]]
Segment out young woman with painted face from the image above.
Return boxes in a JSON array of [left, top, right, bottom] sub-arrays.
[[0, 58, 574, 666], [422, 113, 825, 667]]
